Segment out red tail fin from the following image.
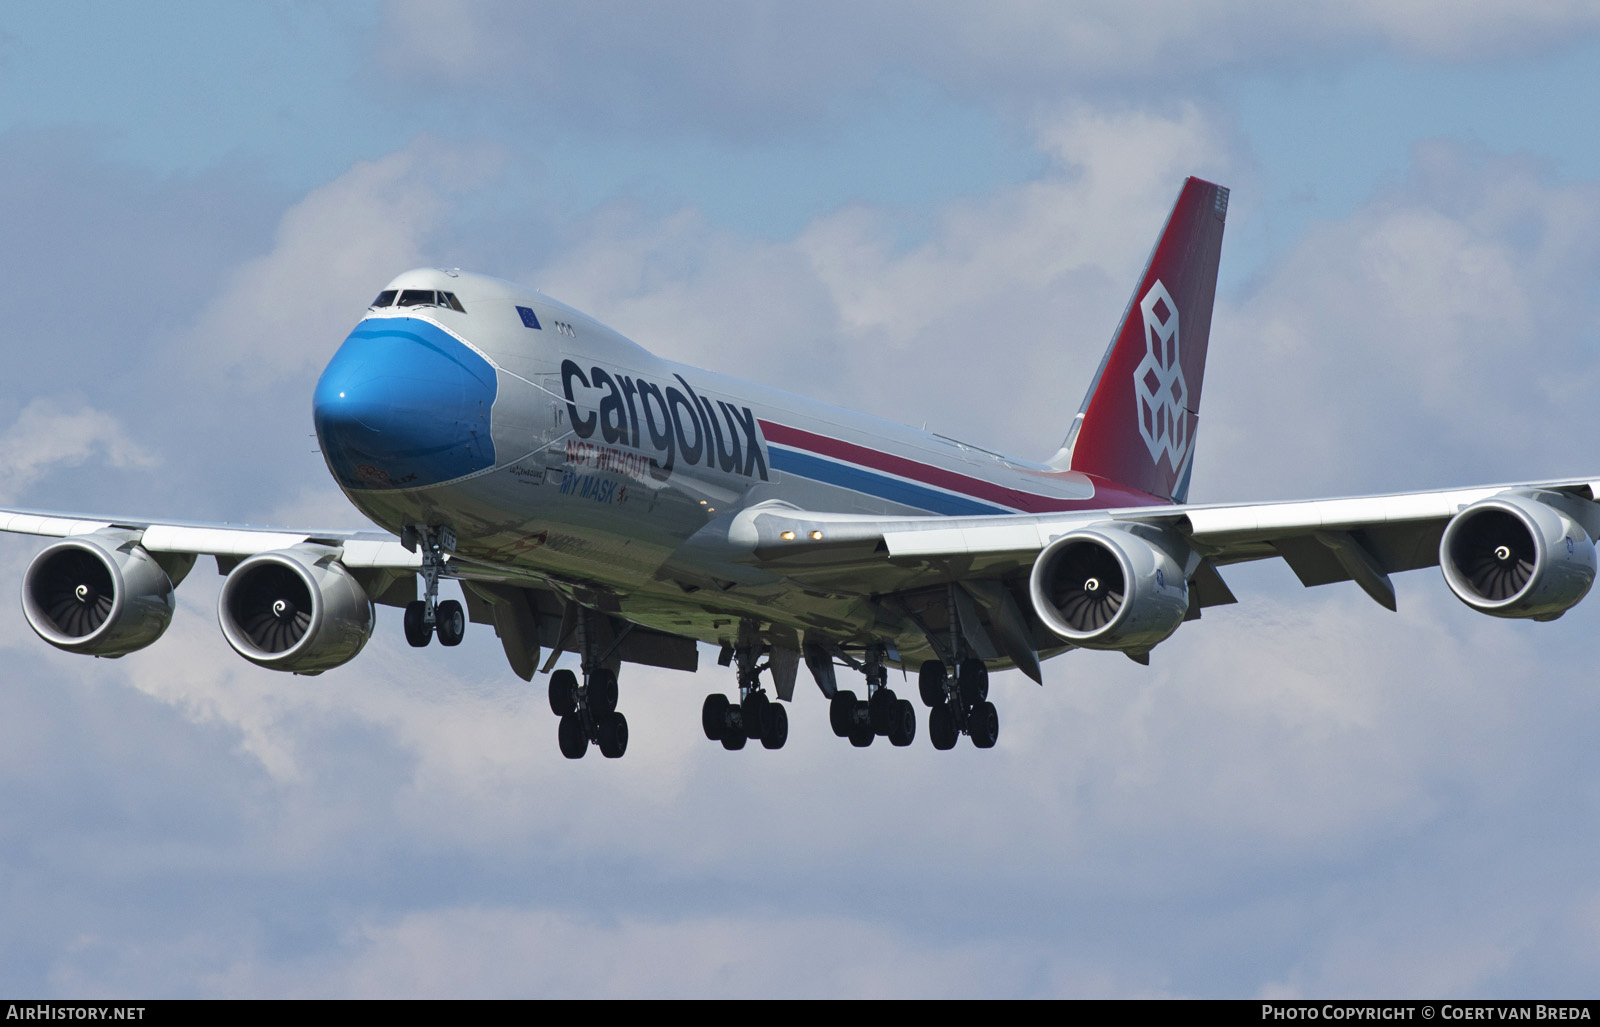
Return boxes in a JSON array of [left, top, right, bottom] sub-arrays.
[[1054, 177, 1228, 504]]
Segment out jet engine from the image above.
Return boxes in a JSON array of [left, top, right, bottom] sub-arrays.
[[218, 546, 375, 673], [22, 534, 175, 656], [1028, 527, 1189, 652], [1439, 492, 1596, 620]]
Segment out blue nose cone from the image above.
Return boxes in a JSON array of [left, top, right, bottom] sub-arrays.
[[314, 318, 497, 491]]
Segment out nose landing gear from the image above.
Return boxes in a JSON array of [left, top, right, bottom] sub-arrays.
[[401, 525, 466, 648]]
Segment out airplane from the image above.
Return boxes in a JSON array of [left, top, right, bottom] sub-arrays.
[[5, 176, 1597, 760]]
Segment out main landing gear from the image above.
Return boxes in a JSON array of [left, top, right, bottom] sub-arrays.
[[546, 610, 629, 759], [828, 646, 917, 748], [702, 645, 789, 750], [402, 526, 465, 648], [918, 657, 998, 750]]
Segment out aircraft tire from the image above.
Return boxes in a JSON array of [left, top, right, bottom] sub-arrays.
[[720, 724, 747, 750], [889, 698, 917, 747], [958, 658, 988, 706], [741, 692, 770, 741], [403, 601, 431, 647], [702, 694, 729, 740], [970, 701, 999, 749], [761, 702, 788, 750], [869, 687, 898, 735], [849, 702, 875, 747], [436, 599, 465, 646], [929, 704, 958, 750], [829, 690, 857, 737], [589, 668, 619, 715], [558, 713, 588, 759], [918, 661, 946, 707], [549, 669, 579, 716], [597, 712, 628, 758]]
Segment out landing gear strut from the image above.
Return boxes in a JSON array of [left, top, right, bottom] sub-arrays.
[[547, 608, 628, 759], [828, 644, 917, 748], [402, 526, 465, 648], [702, 644, 788, 750], [920, 657, 997, 750], [919, 584, 998, 750]]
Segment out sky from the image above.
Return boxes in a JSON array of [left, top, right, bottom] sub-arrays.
[[2, 0, 1600, 999]]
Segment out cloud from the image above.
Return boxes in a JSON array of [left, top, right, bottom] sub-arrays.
[[205, 905, 1153, 998], [1205, 143, 1600, 500], [531, 103, 1234, 460], [178, 139, 502, 388], [0, 398, 158, 505], [531, 113, 1600, 503], [376, 1, 1600, 135]]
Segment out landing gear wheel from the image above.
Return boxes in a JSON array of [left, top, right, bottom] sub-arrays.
[[597, 711, 629, 758], [969, 700, 999, 749], [830, 690, 857, 738], [720, 723, 747, 750], [741, 691, 771, 741], [702, 694, 729, 741], [869, 687, 899, 735], [588, 668, 619, 715], [929, 704, 958, 750], [548, 669, 579, 716], [404, 601, 431, 647], [958, 658, 989, 706], [557, 713, 588, 759], [435, 599, 465, 646], [888, 698, 917, 747], [918, 660, 947, 707], [848, 700, 875, 747], [761, 702, 788, 750]]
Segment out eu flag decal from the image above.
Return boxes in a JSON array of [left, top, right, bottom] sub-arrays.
[[517, 305, 542, 330]]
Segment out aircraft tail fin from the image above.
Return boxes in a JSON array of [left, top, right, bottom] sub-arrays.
[[1051, 177, 1228, 504]]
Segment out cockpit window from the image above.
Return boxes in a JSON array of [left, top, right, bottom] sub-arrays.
[[371, 290, 397, 308], [393, 289, 468, 313]]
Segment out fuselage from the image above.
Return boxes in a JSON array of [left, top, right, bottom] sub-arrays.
[[311, 268, 1167, 654]]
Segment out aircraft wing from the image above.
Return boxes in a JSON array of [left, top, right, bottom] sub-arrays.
[[0, 507, 420, 572], [896, 478, 1599, 561], [730, 478, 1600, 679], [744, 479, 1600, 587]]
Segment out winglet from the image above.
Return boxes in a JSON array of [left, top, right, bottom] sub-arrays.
[[1052, 177, 1229, 504]]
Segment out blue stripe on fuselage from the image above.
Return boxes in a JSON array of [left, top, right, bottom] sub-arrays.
[[767, 447, 1011, 516]]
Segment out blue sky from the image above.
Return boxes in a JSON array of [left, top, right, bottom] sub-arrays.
[[3, 1, 1600, 998]]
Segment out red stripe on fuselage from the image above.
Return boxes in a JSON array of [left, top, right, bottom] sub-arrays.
[[757, 420, 1168, 513]]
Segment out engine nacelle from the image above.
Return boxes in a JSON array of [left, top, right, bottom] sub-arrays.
[[1440, 492, 1596, 620], [22, 534, 175, 656], [1028, 527, 1189, 652], [218, 547, 374, 674]]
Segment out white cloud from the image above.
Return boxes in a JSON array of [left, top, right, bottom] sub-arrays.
[[207, 905, 1148, 998], [377, 1, 1600, 132], [178, 140, 501, 387], [534, 104, 1233, 459], [0, 398, 158, 504], [1205, 145, 1600, 500]]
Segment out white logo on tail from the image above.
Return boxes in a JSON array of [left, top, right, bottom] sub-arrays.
[[1133, 280, 1189, 470]]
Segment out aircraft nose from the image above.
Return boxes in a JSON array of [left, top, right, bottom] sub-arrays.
[[313, 318, 497, 490]]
